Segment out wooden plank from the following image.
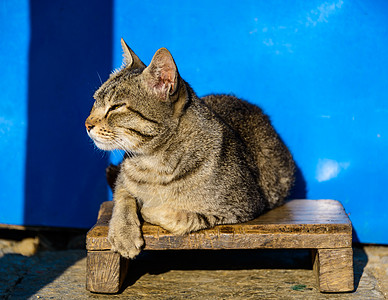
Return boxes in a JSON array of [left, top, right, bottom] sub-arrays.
[[143, 232, 351, 250], [86, 199, 352, 251], [86, 225, 111, 252], [86, 201, 114, 251], [86, 251, 129, 294], [313, 248, 354, 292], [87, 226, 351, 251]]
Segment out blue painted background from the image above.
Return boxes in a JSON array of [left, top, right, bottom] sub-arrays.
[[0, 0, 387, 244], [0, 0, 112, 228]]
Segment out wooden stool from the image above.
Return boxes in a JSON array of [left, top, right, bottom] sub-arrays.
[[86, 199, 353, 293]]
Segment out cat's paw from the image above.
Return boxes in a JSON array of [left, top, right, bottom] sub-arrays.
[[108, 220, 144, 259]]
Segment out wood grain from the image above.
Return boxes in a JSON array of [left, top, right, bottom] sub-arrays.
[[86, 199, 352, 251], [86, 251, 129, 293], [313, 248, 354, 292]]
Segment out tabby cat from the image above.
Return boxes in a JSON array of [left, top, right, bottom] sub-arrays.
[[85, 39, 295, 258]]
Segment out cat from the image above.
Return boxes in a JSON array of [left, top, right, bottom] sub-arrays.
[[85, 39, 295, 259]]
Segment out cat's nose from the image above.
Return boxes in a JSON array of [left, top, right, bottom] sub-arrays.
[[85, 119, 95, 131]]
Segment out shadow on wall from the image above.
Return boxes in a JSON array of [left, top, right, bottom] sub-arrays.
[[288, 164, 307, 200], [24, 0, 113, 228]]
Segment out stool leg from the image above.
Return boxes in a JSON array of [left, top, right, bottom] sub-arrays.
[[313, 248, 354, 292], [86, 250, 129, 293]]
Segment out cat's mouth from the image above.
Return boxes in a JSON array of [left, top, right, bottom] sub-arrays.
[[87, 128, 142, 153]]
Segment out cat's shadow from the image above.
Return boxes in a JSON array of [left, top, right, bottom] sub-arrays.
[[121, 248, 312, 291], [287, 163, 307, 200]]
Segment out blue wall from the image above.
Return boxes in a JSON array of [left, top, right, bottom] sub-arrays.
[[0, 0, 30, 225], [0, 0, 112, 228], [0, 1, 387, 244]]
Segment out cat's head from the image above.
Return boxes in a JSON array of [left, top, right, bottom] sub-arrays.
[[86, 39, 188, 154]]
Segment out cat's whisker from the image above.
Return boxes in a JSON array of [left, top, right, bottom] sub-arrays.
[[113, 138, 130, 155], [127, 139, 145, 156], [89, 138, 108, 159], [112, 137, 134, 159], [110, 149, 124, 162], [114, 134, 146, 158], [97, 72, 103, 84]]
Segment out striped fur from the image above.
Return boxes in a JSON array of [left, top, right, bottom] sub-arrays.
[[85, 40, 295, 258]]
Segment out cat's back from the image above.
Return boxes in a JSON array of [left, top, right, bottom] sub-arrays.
[[201, 94, 275, 149], [201, 94, 295, 208]]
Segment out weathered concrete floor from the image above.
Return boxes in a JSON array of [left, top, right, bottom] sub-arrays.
[[1, 245, 387, 299]]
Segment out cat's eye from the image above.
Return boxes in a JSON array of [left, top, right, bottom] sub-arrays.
[[106, 103, 125, 116]]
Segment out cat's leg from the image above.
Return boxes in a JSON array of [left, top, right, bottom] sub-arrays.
[[141, 206, 223, 235], [108, 187, 144, 259]]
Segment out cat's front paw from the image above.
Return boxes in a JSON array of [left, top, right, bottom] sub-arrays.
[[108, 219, 144, 259]]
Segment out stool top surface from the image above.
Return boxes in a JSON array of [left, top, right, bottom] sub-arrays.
[[87, 199, 352, 251]]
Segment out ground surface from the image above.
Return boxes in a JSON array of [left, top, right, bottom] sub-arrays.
[[0, 237, 387, 299]]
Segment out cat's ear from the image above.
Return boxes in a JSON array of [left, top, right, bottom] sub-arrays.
[[142, 48, 179, 100], [121, 38, 145, 69]]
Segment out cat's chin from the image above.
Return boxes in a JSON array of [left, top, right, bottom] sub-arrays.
[[92, 140, 118, 151]]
